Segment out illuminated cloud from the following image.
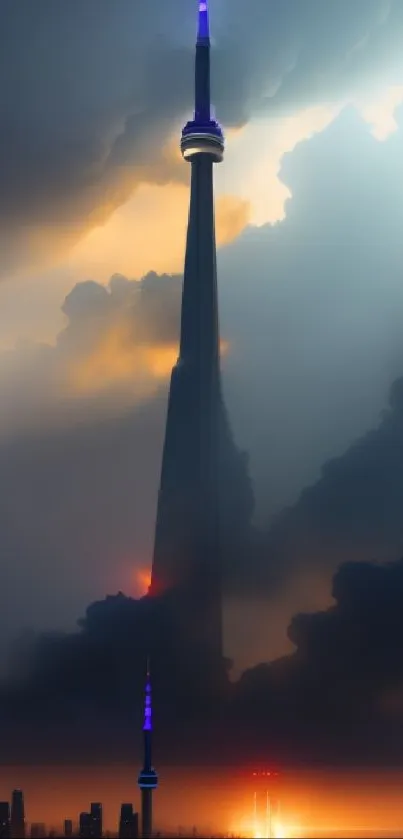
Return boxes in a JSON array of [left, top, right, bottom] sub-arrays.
[[0, 270, 233, 440], [69, 185, 250, 281], [357, 83, 403, 140], [221, 104, 341, 225]]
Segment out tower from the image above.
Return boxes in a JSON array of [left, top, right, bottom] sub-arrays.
[[150, 0, 226, 660], [137, 663, 158, 839], [10, 790, 25, 839]]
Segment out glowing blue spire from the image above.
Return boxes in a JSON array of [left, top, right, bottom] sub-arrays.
[[138, 659, 158, 838], [197, 0, 210, 44], [143, 657, 152, 732]]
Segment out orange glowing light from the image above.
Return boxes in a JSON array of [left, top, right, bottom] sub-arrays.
[[146, 343, 178, 378], [135, 568, 152, 596]]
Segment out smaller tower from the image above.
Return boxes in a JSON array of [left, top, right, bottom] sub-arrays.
[[137, 661, 158, 838]]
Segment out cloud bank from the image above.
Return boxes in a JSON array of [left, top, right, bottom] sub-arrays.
[[4, 555, 403, 764]]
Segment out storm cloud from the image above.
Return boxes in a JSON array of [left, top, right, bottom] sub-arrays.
[[4, 555, 403, 764], [1, 0, 403, 274]]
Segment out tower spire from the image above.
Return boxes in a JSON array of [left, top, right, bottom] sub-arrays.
[[138, 660, 158, 838], [194, 0, 212, 123], [143, 657, 152, 735], [197, 0, 210, 44]]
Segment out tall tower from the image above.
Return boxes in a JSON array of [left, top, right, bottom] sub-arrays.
[[150, 0, 226, 660], [137, 663, 158, 839]]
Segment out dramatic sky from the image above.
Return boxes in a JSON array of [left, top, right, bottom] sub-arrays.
[[2, 0, 403, 673]]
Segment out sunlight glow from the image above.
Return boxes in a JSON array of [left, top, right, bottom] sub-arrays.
[[358, 85, 403, 141]]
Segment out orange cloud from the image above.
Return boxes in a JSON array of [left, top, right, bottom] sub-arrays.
[[66, 314, 229, 403], [215, 195, 250, 246], [67, 319, 179, 399], [70, 182, 250, 282]]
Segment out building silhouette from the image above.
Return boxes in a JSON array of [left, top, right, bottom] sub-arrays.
[[0, 803, 10, 839], [119, 803, 139, 839], [29, 825, 45, 839], [63, 819, 73, 838], [89, 803, 102, 838], [150, 0, 252, 665], [78, 811, 91, 838], [10, 789, 25, 839], [138, 663, 158, 838]]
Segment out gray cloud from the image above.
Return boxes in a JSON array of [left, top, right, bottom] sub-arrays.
[[0, 0, 402, 274], [220, 105, 403, 520]]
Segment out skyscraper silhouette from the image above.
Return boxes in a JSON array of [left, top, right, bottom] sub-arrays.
[[0, 803, 10, 839], [150, 0, 233, 662], [138, 663, 158, 839], [119, 804, 139, 839], [78, 812, 91, 839], [89, 803, 102, 838], [63, 820, 73, 838], [10, 790, 25, 839]]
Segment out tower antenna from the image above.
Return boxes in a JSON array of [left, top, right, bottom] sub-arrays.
[[138, 659, 158, 838], [197, 0, 210, 44]]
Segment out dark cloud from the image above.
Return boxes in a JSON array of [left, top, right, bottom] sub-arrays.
[[232, 556, 403, 762], [262, 373, 403, 596], [4, 556, 403, 764], [1, 0, 402, 274]]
